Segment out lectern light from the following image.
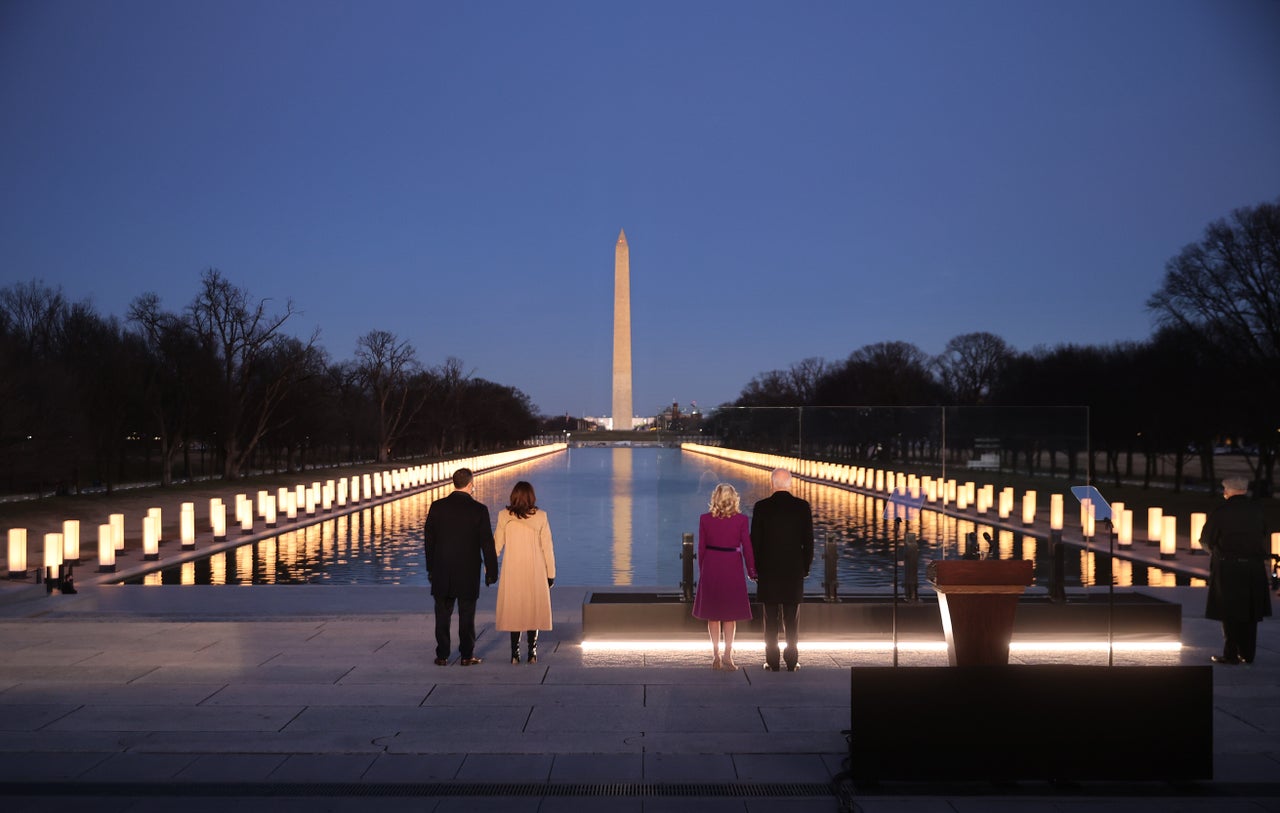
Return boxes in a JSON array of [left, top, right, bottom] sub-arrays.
[[62, 520, 81, 563], [1050, 494, 1063, 531], [1160, 516, 1177, 560], [1189, 512, 1206, 554], [142, 515, 159, 560], [1022, 491, 1036, 525], [1147, 507, 1163, 545], [7, 529, 27, 578], [97, 523, 115, 572]]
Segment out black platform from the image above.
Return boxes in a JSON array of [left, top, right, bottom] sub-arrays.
[[580, 591, 1181, 642]]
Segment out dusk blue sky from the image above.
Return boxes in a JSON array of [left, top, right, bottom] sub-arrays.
[[3, 1, 1278, 419]]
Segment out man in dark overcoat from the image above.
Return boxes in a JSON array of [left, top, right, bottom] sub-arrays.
[[750, 468, 814, 671], [424, 468, 498, 665], [1200, 476, 1272, 665]]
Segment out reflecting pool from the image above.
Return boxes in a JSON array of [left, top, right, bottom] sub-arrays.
[[127, 447, 1191, 589]]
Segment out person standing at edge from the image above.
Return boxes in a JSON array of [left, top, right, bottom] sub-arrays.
[[424, 468, 498, 666], [494, 481, 557, 665], [692, 483, 757, 671], [751, 468, 814, 672], [1201, 476, 1272, 665]]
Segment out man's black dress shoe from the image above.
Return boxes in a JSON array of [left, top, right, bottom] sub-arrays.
[[434, 658, 449, 666], [1211, 655, 1241, 665]]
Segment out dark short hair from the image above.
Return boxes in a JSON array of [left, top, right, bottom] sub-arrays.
[[506, 481, 538, 519], [452, 468, 473, 489]]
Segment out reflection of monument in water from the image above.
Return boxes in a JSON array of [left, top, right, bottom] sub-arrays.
[[611, 229, 632, 430], [611, 447, 633, 584]]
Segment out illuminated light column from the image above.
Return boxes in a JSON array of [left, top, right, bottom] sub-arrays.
[[285, 491, 298, 520], [998, 487, 1013, 520], [1160, 515, 1177, 560], [148, 507, 163, 543], [239, 501, 253, 534], [350, 475, 360, 503], [295, 484, 306, 512], [1189, 512, 1207, 555], [362, 474, 372, 499], [44, 532, 64, 573], [97, 523, 115, 572], [1147, 507, 1163, 546], [612, 231, 633, 431], [180, 502, 196, 548], [1050, 494, 1063, 530], [263, 495, 277, 527], [1118, 508, 1133, 547], [1081, 499, 1095, 540], [322, 482, 333, 511], [142, 515, 159, 560], [211, 500, 227, 540], [956, 485, 969, 511], [1021, 491, 1036, 525], [1272, 532, 1280, 562], [62, 519, 81, 564], [257, 491, 270, 518], [1110, 501, 1125, 539], [110, 513, 124, 552], [337, 478, 348, 507], [7, 529, 27, 578]]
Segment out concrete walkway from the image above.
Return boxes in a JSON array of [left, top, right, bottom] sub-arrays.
[[2, 471, 1277, 810], [0, 579, 1278, 811]]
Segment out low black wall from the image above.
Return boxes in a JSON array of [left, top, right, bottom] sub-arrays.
[[848, 665, 1213, 782]]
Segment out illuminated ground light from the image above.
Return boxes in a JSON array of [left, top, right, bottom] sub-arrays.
[[579, 639, 1181, 654]]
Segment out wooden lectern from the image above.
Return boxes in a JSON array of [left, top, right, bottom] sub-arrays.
[[930, 559, 1034, 666]]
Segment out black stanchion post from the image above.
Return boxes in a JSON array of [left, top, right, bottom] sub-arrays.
[[1049, 529, 1066, 602], [903, 532, 919, 602], [823, 534, 838, 602], [680, 533, 695, 603]]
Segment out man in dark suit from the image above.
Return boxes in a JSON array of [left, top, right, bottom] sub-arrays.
[[424, 468, 498, 666], [750, 468, 814, 671], [1201, 476, 1272, 665]]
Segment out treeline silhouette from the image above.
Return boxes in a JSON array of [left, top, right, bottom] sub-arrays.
[[0, 269, 537, 495], [708, 198, 1279, 495]]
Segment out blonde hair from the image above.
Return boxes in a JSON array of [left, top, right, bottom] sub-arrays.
[[708, 483, 741, 518]]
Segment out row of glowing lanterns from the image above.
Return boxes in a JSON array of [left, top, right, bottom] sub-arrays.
[[4, 444, 568, 579], [681, 444, 1280, 563]]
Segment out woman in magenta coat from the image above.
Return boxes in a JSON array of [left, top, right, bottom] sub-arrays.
[[692, 483, 757, 671]]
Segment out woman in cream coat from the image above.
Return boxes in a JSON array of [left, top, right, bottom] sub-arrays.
[[494, 481, 557, 664]]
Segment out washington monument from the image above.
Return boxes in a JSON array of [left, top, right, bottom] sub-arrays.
[[612, 229, 632, 430]]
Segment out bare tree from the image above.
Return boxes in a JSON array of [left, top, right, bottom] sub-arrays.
[[355, 329, 426, 462], [1148, 198, 1280, 491], [185, 269, 316, 479], [935, 332, 1014, 404]]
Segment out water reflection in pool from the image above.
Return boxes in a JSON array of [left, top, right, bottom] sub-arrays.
[[131, 447, 1194, 588]]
